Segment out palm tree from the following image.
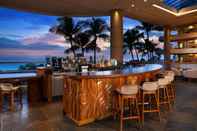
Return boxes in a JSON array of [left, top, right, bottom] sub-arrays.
[[81, 17, 109, 64], [49, 17, 83, 57], [136, 22, 163, 61], [73, 32, 92, 57], [155, 48, 163, 61], [136, 22, 154, 40], [124, 28, 144, 62]]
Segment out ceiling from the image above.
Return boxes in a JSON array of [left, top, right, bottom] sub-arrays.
[[0, 0, 196, 27]]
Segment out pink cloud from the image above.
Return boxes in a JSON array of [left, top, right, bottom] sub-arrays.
[[149, 35, 164, 49], [97, 38, 110, 50], [21, 33, 66, 47], [0, 49, 64, 57]]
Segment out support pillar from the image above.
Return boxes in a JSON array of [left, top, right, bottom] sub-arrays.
[[164, 27, 171, 69], [111, 9, 123, 63]]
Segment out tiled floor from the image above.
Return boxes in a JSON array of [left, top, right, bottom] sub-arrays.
[[0, 79, 197, 131]]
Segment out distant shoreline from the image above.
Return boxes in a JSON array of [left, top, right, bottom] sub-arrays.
[[0, 62, 45, 71]]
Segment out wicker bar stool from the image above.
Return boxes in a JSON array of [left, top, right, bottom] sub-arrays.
[[158, 78, 171, 111], [116, 85, 141, 131], [0, 83, 22, 111], [141, 81, 161, 125]]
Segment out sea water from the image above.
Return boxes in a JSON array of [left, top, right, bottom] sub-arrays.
[[0, 63, 25, 71], [0, 63, 44, 71]]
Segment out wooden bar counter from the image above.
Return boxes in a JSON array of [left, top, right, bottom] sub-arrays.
[[63, 64, 162, 126]]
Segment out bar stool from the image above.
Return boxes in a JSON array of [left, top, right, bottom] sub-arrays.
[[116, 85, 141, 131], [165, 74, 175, 103], [0, 83, 22, 111], [141, 81, 161, 125], [158, 78, 171, 111]]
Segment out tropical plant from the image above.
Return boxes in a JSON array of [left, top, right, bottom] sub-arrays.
[[73, 32, 92, 56], [81, 17, 109, 64], [136, 22, 164, 62], [49, 17, 83, 57], [155, 47, 164, 60], [136, 22, 154, 40], [123, 28, 144, 62]]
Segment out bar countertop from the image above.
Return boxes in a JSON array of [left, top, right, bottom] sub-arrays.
[[64, 64, 163, 78], [0, 72, 38, 79]]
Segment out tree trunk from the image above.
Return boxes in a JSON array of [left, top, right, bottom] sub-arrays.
[[146, 31, 149, 40], [130, 49, 134, 61], [70, 39, 76, 57], [134, 48, 139, 62], [82, 48, 85, 57], [93, 38, 97, 64]]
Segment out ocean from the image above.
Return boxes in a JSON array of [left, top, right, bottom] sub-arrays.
[[0, 63, 45, 71], [0, 51, 148, 71], [0, 63, 25, 71]]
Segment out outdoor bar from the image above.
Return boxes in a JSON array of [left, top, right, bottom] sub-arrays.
[[0, 0, 197, 131], [63, 64, 162, 125]]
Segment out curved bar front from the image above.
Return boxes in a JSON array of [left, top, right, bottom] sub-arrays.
[[63, 64, 162, 126]]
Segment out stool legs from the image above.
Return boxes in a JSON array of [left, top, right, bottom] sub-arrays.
[[159, 87, 171, 111], [135, 98, 141, 128], [112, 91, 119, 120], [120, 95, 124, 131], [142, 91, 161, 125], [156, 91, 161, 122], [1, 90, 23, 112], [9, 91, 14, 111], [0, 92, 2, 112], [168, 83, 175, 104], [18, 88, 23, 108], [119, 95, 141, 131]]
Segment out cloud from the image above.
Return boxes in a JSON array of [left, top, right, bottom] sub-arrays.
[[0, 37, 22, 48], [0, 37, 64, 50], [149, 35, 164, 49], [0, 49, 64, 57], [97, 38, 110, 50], [0, 33, 23, 39], [22, 33, 66, 47], [0, 37, 65, 58]]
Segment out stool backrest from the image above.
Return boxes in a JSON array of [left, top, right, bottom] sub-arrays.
[[142, 81, 158, 91], [165, 75, 174, 82], [158, 78, 169, 86], [165, 70, 175, 77], [120, 85, 139, 95], [0, 83, 13, 91]]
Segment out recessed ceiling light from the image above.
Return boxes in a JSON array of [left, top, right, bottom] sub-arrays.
[[188, 25, 194, 29], [195, 39, 197, 44], [131, 4, 135, 7]]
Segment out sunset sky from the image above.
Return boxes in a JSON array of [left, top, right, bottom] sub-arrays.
[[0, 7, 162, 62]]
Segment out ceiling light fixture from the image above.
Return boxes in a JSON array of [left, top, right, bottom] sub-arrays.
[[188, 25, 194, 29], [152, 4, 197, 17], [195, 39, 197, 44], [130, 0, 135, 8]]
